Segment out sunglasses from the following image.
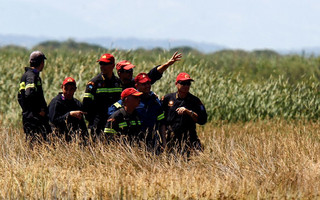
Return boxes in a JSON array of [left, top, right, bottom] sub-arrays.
[[178, 81, 191, 86], [119, 69, 133, 73]]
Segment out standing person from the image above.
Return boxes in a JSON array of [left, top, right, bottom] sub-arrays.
[[161, 72, 207, 154], [18, 50, 51, 142], [48, 77, 88, 142], [108, 73, 166, 150], [82, 53, 122, 138], [104, 88, 143, 143], [116, 51, 182, 90]]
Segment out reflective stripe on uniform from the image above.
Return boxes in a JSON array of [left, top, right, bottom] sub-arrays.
[[119, 122, 127, 128], [157, 113, 165, 121], [19, 82, 26, 92], [114, 102, 122, 108], [129, 121, 141, 126], [96, 88, 122, 94], [104, 128, 117, 134], [25, 83, 35, 90], [84, 93, 94, 100]]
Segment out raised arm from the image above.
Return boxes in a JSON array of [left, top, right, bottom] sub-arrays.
[[157, 51, 182, 73]]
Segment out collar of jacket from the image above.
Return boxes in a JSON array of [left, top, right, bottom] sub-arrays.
[[101, 73, 115, 81], [25, 67, 40, 75]]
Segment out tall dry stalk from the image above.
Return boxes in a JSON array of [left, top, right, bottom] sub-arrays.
[[1, 120, 320, 199]]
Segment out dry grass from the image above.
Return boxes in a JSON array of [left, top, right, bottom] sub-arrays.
[[1, 120, 320, 199]]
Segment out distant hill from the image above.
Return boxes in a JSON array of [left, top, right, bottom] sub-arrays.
[[83, 37, 226, 53], [0, 34, 225, 53], [34, 39, 106, 51], [1, 34, 320, 55]]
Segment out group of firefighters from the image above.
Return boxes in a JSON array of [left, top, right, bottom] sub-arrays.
[[18, 50, 208, 154]]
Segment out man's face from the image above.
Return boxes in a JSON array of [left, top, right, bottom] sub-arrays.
[[100, 62, 115, 75], [62, 84, 77, 100], [176, 80, 191, 94], [38, 60, 45, 71], [135, 81, 151, 94], [125, 95, 140, 109], [117, 68, 133, 83]]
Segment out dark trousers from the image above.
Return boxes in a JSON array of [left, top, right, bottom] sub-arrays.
[[88, 115, 107, 141], [23, 117, 51, 143], [166, 130, 203, 155]]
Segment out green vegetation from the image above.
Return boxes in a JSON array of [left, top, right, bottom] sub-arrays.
[[1, 40, 320, 126]]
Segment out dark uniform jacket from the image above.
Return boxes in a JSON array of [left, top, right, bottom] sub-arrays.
[[18, 67, 51, 137], [121, 66, 163, 90], [48, 93, 88, 141], [104, 107, 142, 142], [108, 92, 165, 144], [109, 92, 164, 131], [83, 73, 122, 134], [162, 92, 207, 143]]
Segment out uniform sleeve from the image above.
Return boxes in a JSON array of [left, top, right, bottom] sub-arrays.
[[108, 100, 123, 116], [82, 81, 96, 122], [25, 74, 47, 114], [157, 110, 165, 125], [155, 98, 165, 124], [104, 116, 120, 140], [147, 66, 162, 85], [48, 97, 70, 126], [18, 78, 27, 111], [194, 98, 207, 125], [25, 75, 36, 98]]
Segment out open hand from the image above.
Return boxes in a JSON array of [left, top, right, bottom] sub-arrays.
[[166, 51, 182, 66]]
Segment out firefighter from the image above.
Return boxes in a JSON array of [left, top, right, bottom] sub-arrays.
[[161, 72, 207, 154], [82, 53, 122, 138], [18, 50, 51, 142], [104, 88, 143, 143], [108, 73, 166, 150], [116, 51, 182, 90], [48, 77, 88, 142]]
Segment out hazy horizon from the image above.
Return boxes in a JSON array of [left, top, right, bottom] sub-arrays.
[[1, 0, 320, 51]]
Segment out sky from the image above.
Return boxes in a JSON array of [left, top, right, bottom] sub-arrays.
[[1, 0, 320, 50]]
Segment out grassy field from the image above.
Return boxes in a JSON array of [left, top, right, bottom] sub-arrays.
[[1, 120, 320, 199], [1, 45, 320, 198], [2, 46, 320, 125]]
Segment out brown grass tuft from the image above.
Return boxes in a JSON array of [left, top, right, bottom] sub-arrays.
[[1, 120, 320, 199]]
